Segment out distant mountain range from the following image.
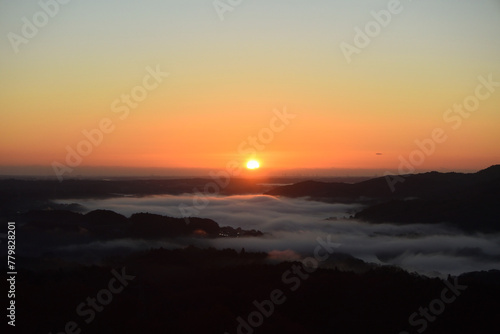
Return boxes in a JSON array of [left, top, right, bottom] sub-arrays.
[[266, 165, 500, 232]]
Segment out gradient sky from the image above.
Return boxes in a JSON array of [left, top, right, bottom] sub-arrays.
[[1, 0, 499, 176]]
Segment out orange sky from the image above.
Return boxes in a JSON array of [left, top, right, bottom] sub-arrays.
[[1, 1, 499, 177]]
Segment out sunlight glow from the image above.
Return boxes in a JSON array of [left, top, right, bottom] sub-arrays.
[[246, 160, 260, 169]]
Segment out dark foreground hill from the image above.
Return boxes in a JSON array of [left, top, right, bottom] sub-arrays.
[[5, 247, 499, 334], [266, 165, 500, 232]]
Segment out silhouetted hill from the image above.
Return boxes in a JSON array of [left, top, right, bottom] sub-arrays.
[[129, 212, 189, 238], [266, 165, 500, 202], [18, 209, 263, 241], [475, 164, 500, 180], [266, 165, 500, 232], [84, 209, 128, 226], [354, 197, 500, 233], [7, 247, 500, 334]]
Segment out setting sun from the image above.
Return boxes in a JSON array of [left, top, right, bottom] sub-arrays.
[[246, 160, 260, 170]]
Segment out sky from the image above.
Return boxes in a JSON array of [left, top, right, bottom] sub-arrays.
[[1, 0, 499, 177]]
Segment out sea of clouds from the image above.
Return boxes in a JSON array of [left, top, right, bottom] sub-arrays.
[[56, 195, 500, 277]]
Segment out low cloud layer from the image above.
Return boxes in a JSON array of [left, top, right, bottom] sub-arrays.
[[57, 195, 500, 276]]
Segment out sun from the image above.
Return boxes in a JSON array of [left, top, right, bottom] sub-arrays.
[[246, 160, 260, 169]]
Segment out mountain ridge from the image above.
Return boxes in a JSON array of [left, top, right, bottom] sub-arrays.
[[265, 165, 500, 202], [265, 165, 500, 232]]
